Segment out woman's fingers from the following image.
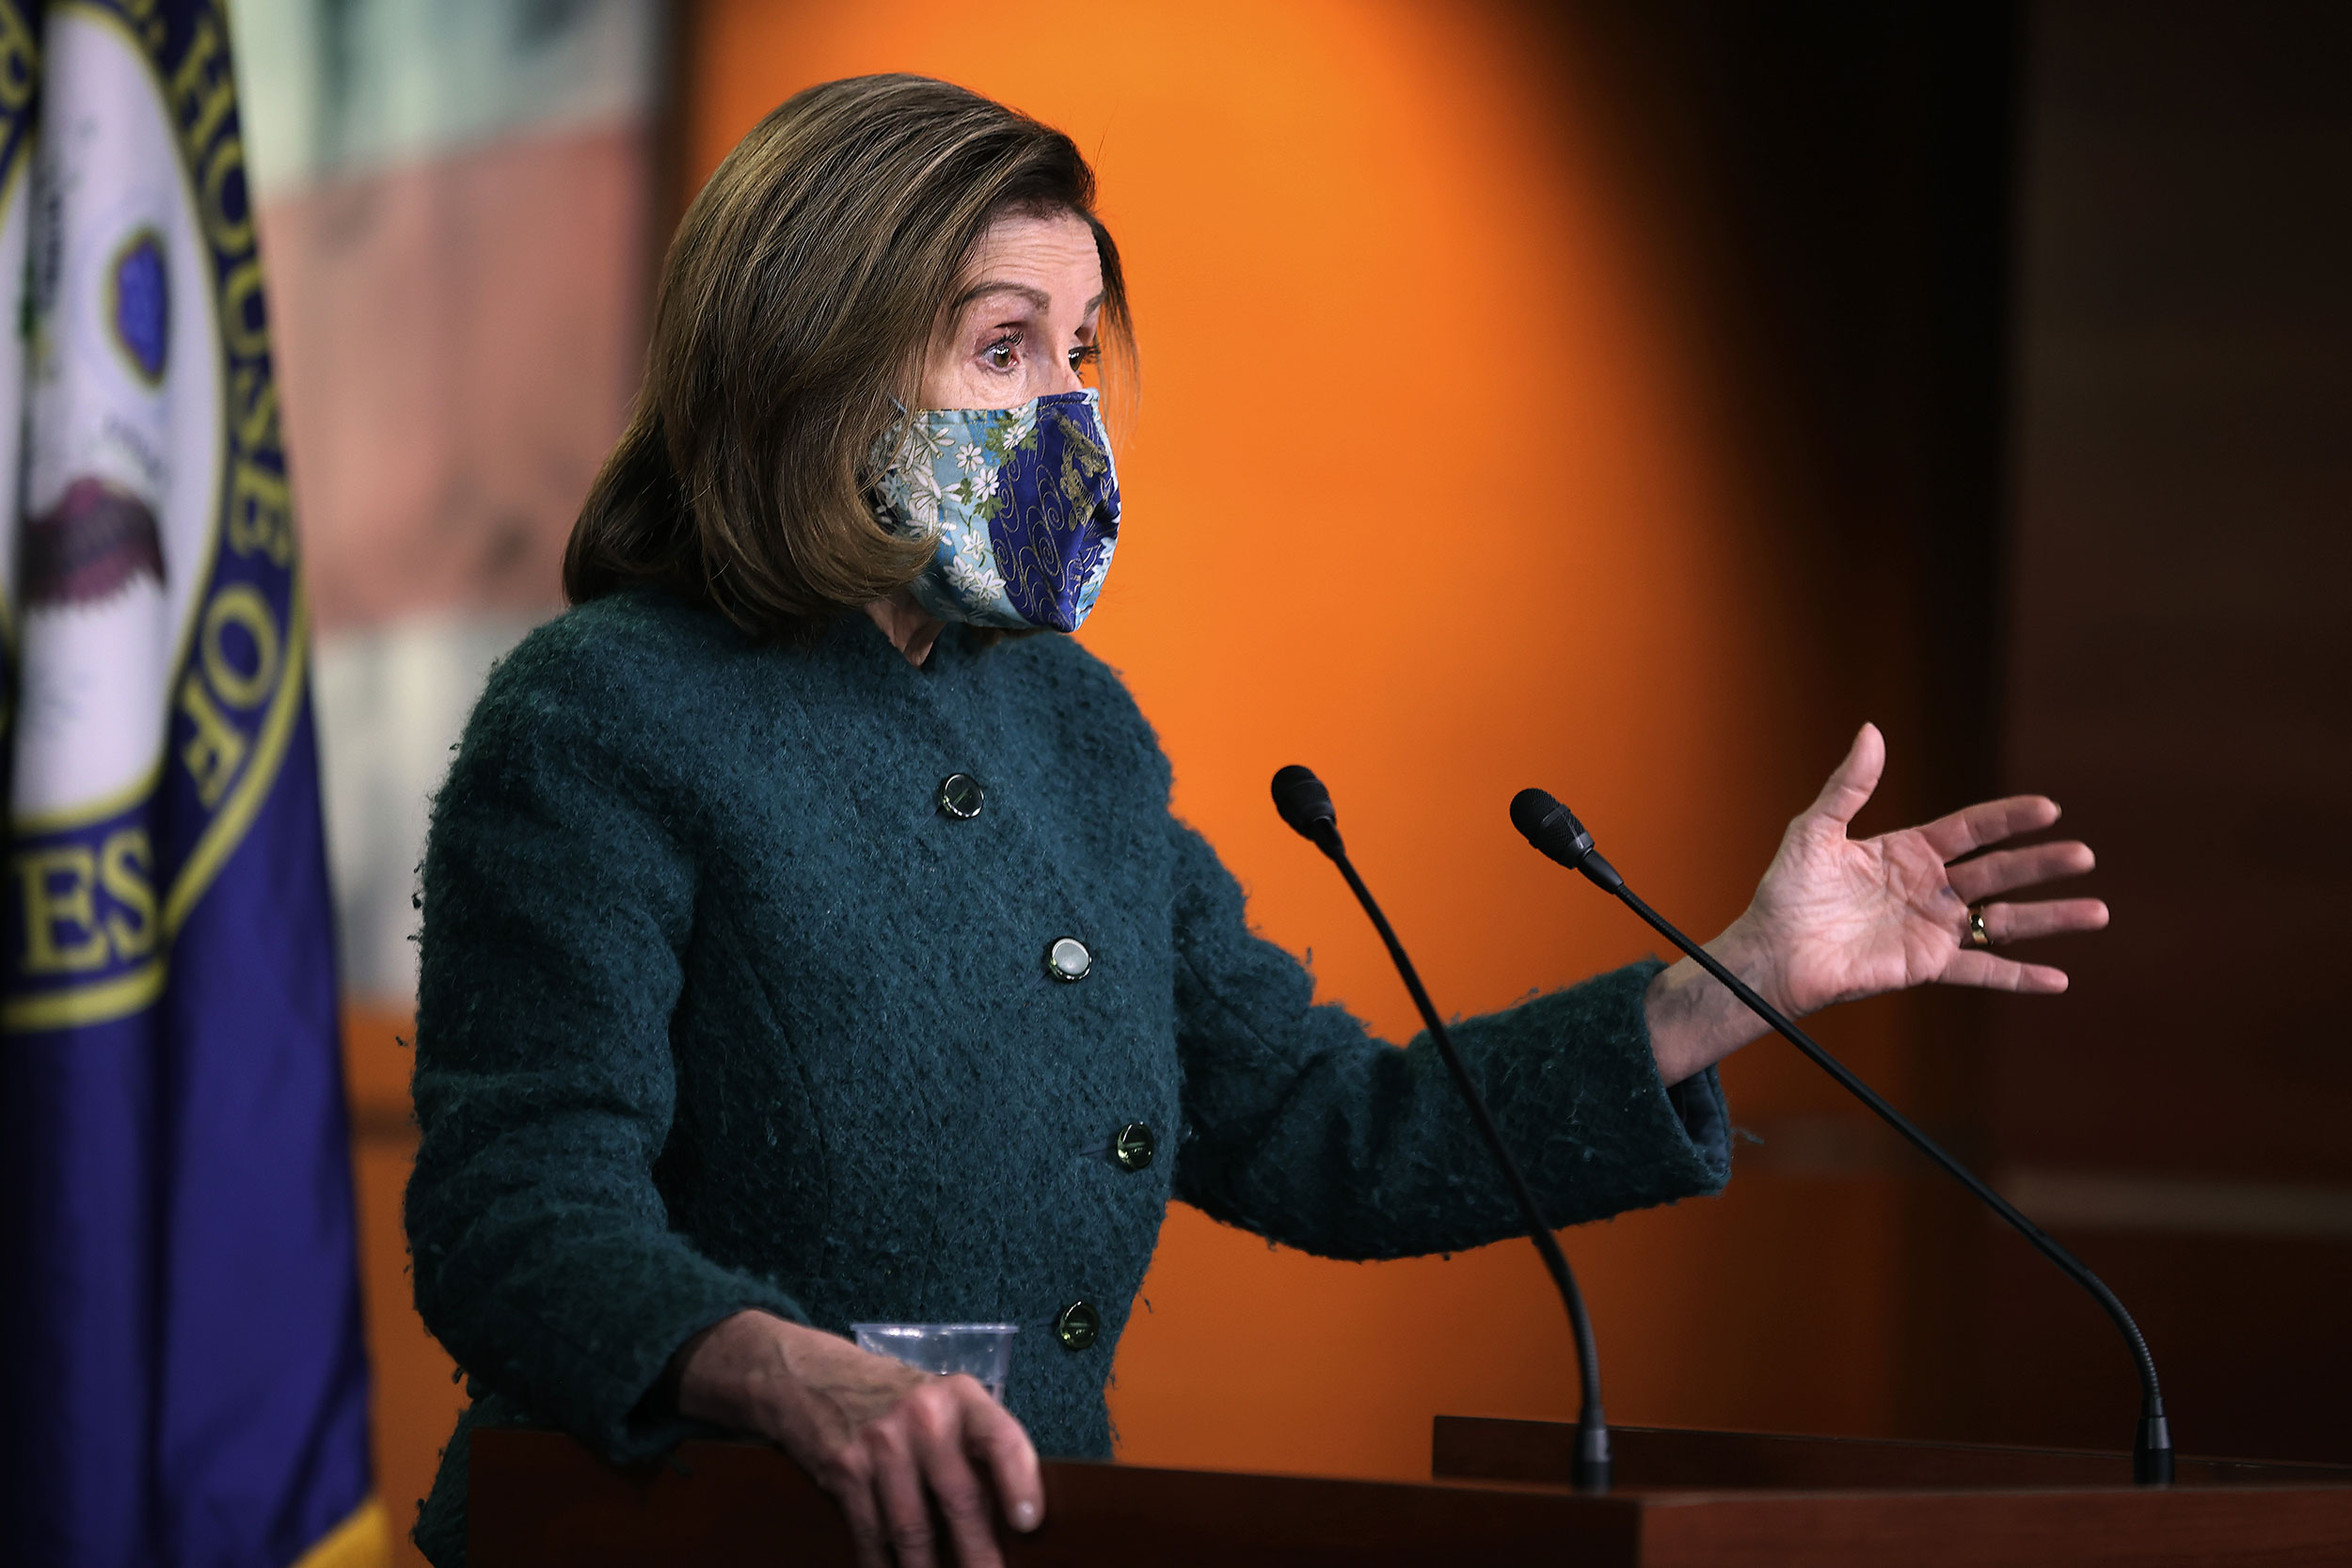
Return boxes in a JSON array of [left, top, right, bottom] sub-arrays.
[[1946, 841, 2095, 903], [1939, 896, 2108, 988], [1936, 898, 2107, 996], [1977, 897, 2110, 944], [840, 1378, 1030, 1568], [1804, 722, 1886, 827], [961, 1384, 1044, 1537], [1916, 794, 2061, 861], [1939, 949, 2071, 993], [910, 1381, 1008, 1568], [866, 1416, 943, 1568], [743, 1324, 1042, 1567], [826, 1443, 894, 1568]]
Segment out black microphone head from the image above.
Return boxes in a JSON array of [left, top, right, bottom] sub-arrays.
[[1510, 787, 1597, 866], [1271, 765, 1342, 852]]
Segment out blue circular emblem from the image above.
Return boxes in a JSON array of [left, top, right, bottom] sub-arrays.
[[109, 227, 168, 385]]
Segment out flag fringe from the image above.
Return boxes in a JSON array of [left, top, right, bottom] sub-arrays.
[[291, 1496, 392, 1568]]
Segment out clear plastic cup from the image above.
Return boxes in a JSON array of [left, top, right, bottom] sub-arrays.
[[850, 1322, 1018, 1402]]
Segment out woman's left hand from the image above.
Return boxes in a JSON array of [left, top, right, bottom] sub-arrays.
[[1645, 722, 2109, 1085]]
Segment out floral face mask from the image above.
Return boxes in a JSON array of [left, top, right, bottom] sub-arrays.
[[868, 388, 1120, 632]]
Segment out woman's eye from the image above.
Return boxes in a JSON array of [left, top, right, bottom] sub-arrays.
[[1069, 344, 1102, 372], [982, 334, 1021, 371]]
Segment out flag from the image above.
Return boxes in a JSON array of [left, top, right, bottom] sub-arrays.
[[0, 3, 385, 1563]]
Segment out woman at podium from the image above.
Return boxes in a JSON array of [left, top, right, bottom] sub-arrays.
[[402, 75, 2107, 1568]]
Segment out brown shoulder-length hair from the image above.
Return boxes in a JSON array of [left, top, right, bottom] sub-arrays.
[[563, 74, 1134, 639]]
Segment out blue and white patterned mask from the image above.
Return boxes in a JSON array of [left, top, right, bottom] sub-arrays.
[[868, 388, 1120, 632]]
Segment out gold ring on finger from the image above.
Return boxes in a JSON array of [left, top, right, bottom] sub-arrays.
[[1963, 905, 1994, 950]]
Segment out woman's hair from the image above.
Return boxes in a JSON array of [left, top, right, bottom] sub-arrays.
[[563, 74, 1133, 638]]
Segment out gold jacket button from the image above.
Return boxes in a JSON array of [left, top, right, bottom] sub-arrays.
[[937, 773, 985, 819], [1111, 1122, 1155, 1172], [1046, 937, 1091, 982], [1055, 1300, 1101, 1352]]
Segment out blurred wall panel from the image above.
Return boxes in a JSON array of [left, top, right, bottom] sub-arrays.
[[1988, 0, 2352, 1461], [238, 0, 660, 1001], [234, 3, 664, 1556], [263, 126, 647, 628]]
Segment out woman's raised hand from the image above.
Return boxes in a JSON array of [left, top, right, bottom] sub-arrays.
[[676, 1310, 1042, 1568], [1645, 723, 2109, 1085]]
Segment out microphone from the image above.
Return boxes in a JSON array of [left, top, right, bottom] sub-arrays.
[[1510, 787, 2174, 1485], [1273, 766, 1613, 1493]]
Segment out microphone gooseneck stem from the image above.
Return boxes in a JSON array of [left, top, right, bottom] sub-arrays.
[[1324, 843, 1612, 1494], [1606, 879, 2173, 1486]]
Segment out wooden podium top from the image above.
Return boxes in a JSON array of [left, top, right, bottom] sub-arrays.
[[469, 1418, 2352, 1567]]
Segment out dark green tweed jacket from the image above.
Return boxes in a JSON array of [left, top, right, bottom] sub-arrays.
[[404, 590, 1730, 1563]]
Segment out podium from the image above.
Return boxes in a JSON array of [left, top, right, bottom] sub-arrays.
[[469, 1418, 2352, 1565]]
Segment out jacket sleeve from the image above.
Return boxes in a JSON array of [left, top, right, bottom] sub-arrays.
[[1168, 819, 1730, 1259], [403, 646, 804, 1464]]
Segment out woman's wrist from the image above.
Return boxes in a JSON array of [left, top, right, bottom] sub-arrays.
[[1643, 912, 1785, 1085], [675, 1309, 806, 1435]]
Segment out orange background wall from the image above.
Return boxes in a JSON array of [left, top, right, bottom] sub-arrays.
[[348, 1, 1956, 1550]]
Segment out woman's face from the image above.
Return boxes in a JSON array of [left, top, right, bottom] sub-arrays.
[[920, 208, 1104, 411]]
